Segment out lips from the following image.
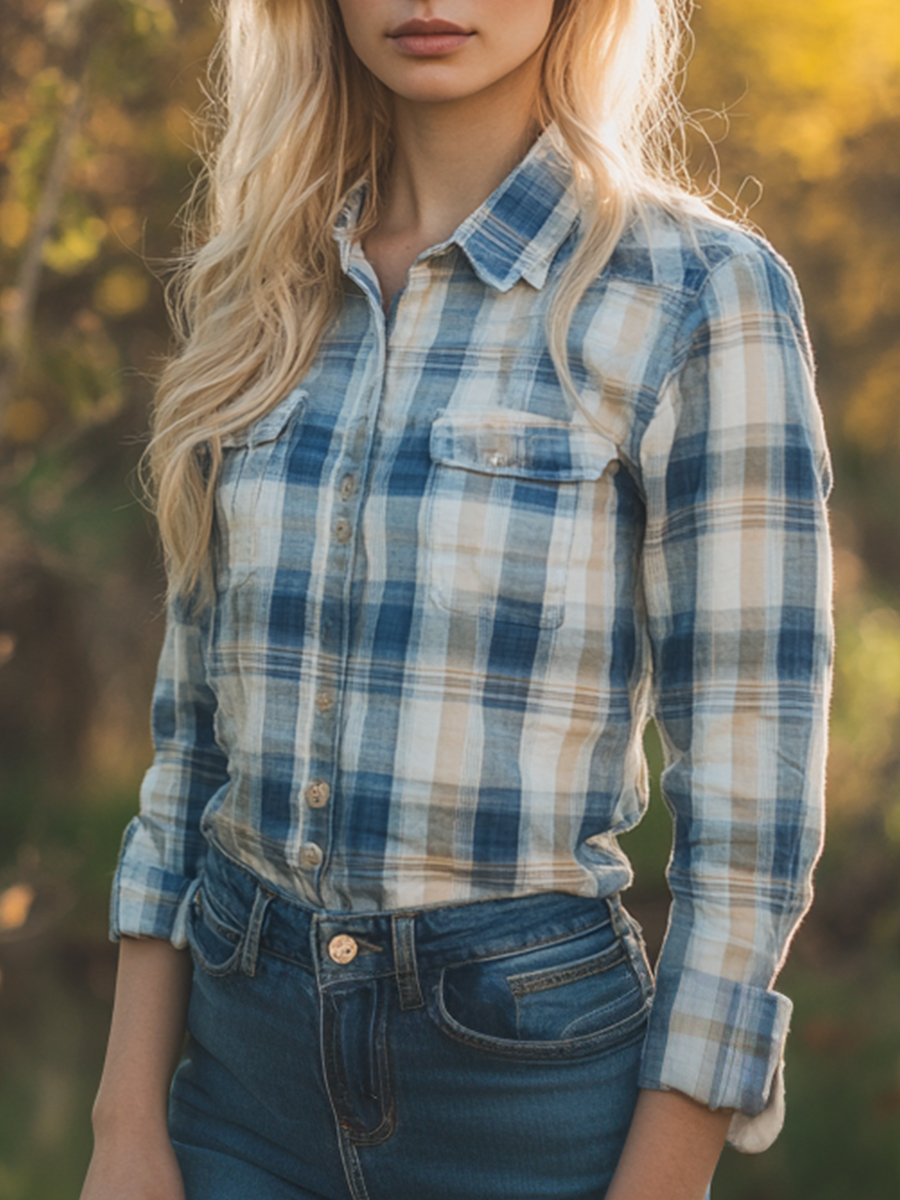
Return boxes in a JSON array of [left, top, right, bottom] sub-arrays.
[[388, 17, 474, 56], [389, 18, 471, 37]]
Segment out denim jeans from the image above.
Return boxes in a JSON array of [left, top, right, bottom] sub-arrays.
[[169, 845, 658, 1200]]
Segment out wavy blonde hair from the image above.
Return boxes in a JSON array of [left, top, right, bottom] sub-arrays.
[[150, 0, 700, 601]]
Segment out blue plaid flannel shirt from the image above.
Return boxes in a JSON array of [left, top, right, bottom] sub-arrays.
[[111, 131, 833, 1150]]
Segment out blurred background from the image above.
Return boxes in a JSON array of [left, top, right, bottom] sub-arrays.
[[0, 0, 899, 1196]]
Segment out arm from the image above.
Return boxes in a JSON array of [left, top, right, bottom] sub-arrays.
[[81, 937, 191, 1200], [622, 243, 833, 1173], [606, 1090, 732, 1200], [84, 593, 230, 1196]]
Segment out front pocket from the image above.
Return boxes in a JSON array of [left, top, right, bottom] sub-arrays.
[[186, 884, 245, 978], [215, 387, 308, 590], [429, 920, 652, 1060], [425, 412, 617, 628]]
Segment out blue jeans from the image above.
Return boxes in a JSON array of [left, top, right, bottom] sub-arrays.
[[169, 846, 657, 1200]]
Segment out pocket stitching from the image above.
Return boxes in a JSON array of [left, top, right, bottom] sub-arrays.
[[196, 888, 242, 941], [557, 982, 644, 1040], [220, 388, 309, 449], [429, 966, 651, 1060], [429, 413, 618, 481], [507, 943, 629, 995], [187, 887, 245, 978]]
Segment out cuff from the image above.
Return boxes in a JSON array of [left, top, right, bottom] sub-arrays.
[[109, 817, 199, 948], [638, 966, 792, 1153], [727, 1060, 785, 1153]]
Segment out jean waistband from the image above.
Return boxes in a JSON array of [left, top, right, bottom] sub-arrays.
[[193, 844, 632, 995]]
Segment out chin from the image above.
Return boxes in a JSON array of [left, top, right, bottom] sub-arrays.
[[379, 66, 494, 106]]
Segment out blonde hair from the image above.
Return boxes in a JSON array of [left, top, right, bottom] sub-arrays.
[[150, 0, 699, 601]]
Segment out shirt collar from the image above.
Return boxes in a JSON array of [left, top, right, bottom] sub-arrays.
[[333, 125, 580, 294]]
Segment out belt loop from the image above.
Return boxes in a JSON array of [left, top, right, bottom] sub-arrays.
[[240, 886, 273, 978], [605, 893, 630, 941], [606, 894, 655, 996], [392, 915, 424, 1010]]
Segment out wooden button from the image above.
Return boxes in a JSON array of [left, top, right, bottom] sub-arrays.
[[299, 842, 323, 868], [304, 780, 331, 808], [328, 934, 358, 964]]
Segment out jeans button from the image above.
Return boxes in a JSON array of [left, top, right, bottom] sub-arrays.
[[328, 934, 358, 964]]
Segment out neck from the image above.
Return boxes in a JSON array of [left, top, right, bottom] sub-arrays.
[[377, 61, 544, 246]]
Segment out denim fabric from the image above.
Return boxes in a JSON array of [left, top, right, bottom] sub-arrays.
[[169, 847, 658, 1200]]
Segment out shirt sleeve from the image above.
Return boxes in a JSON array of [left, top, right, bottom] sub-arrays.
[[110, 591, 230, 945], [635, 242, 833, 1152]]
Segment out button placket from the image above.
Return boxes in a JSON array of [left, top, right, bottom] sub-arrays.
[[306, 302, 388, 911]]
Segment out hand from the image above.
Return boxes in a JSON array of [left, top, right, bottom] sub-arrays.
[[80, 1124, 185, 1200]]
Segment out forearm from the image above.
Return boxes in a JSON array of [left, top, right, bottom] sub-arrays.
[[606, 1088, 732, 1200], [92, 936, 192, 1135]]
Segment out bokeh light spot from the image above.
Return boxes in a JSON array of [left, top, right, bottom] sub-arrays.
[[0, 200, 31, 249], [0, 883, 36, 932], [94, 266, 149, 317], [2, 397, 49, 443]]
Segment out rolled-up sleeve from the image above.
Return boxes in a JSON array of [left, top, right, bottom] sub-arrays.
[[636, 244, 833, 1151], [110, 594, 229, 945]]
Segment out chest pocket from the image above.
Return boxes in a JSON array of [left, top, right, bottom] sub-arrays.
[[215, 387, 308, 590], [425, 412, 618, 628]]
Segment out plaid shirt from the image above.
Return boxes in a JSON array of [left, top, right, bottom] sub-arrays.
[[111, 132, 833, 1147]]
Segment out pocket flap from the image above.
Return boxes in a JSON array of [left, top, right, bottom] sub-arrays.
[[221, 386, 308, 449], [429, 412, 617, 482]]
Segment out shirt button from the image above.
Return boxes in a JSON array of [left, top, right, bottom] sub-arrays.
[[304, 780, 331, 808], [299, 842, 323, 868], [339, 474, 357, 501], [334, 519, 352, 544], [316, 690, 334, 713], [488, 451, 507, 468], [328, 934, 358, 964]]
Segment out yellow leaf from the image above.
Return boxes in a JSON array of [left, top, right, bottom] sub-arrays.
[[42, 218, 108, 273], [94, 265, 149, 316]]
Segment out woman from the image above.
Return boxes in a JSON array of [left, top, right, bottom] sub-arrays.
[[81, 2, 833, 1198]]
